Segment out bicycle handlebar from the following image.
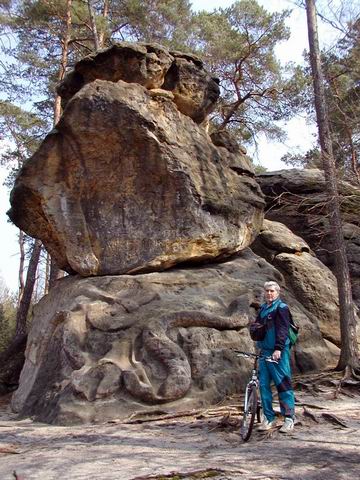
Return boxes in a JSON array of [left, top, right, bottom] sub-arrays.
[[231, 349, 279, 363], [231, 350, 259, 358]]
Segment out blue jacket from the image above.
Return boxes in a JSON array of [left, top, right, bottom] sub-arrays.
[[256, 298, 291, 352]]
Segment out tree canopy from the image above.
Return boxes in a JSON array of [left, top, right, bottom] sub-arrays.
[[0, 0, 299, 157], [191, 1, 294, 143], [282, 8, 360, 184]]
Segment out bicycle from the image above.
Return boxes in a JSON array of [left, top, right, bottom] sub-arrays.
[[233, 350, 278, 442]]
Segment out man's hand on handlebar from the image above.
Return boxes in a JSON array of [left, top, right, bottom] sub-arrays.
[[272, 349, 281, 361]]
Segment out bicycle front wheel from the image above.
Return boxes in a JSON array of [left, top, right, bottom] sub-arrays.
[[257, 402, 263, 424], [240, 384, 257, 442]]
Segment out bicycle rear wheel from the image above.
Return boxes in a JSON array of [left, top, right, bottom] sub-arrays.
[[240, 384, 257, 442]]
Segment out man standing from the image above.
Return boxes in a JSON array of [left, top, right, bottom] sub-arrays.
[[251, 281, 295, 433]]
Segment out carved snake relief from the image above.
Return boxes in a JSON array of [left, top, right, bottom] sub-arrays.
[[118, 310, 246, 404], [64, 283, 249, 404]]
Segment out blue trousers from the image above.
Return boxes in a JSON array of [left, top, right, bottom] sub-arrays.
[[259, 347, 295, 421]]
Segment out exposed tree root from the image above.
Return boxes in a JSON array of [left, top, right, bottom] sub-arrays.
[[119, 404, 243, 425], [321, 412, 349, 428], [342, 364, 360, 381], [131, 468, 243, 480]]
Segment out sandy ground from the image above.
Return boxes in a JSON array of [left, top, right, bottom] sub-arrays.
[[0, 373, 359, 480]]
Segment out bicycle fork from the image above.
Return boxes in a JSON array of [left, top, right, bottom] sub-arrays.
[[244, 369, 258, 412]]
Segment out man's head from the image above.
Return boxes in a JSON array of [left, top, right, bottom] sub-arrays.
[[264, 281, 280, 305]]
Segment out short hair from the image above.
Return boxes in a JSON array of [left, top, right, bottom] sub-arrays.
[[264, 281, 280, 293]]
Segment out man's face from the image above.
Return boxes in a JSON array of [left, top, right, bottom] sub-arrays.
[[264, 287, 279, 304]]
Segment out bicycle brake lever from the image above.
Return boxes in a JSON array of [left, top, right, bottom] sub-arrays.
[[265, 357, 279, 364]]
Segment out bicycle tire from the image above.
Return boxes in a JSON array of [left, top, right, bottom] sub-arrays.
[[240, 384, 257, 442], [257, 403, 263, 424]]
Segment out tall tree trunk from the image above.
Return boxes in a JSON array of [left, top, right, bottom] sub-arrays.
[[305, 0, 359, 371], [54, 0, 72, 125], [15, 239, 42, 338], [49, 0, 73, 289], [88, 0, 100, 51], [98, 0, 109, 48], [349, 142, 359, 184], [44, 251, 50, 295], [17, 230, 25, 306]]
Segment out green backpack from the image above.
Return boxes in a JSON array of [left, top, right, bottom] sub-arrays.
[[288, 311, 299, 347]]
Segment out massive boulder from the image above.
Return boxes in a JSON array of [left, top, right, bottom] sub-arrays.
[[12, 249, 335, 424], [257, 169, 360, 309], [8, 44, 263, 277]]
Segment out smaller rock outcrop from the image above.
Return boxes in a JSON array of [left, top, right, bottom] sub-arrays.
[[252, 219, 342, 348], [57, 42, 220, 124], [257, 169, 360, 309]]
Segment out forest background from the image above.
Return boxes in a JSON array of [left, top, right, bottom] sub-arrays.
[[0, 0, 359, 354]]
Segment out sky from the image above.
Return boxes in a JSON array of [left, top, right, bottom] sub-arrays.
[[0, 0, 339, 292]]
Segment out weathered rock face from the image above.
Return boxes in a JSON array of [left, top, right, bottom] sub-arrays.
[[210, 130, 247, 155], [252, 220, 342, 346], [8, 44, 264, 277], [57, 42, 220, 124], [57, 43, 172, 107], [162, 55, 220, 123], [12, 250, 335, 424], [9, 81, 263, 276], [7, 44, 347, 426], [257, 169, 360, 309]]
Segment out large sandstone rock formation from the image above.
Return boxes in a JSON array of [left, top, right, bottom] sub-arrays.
[[6, 44, 346, 425], [8, 42, 264, 277], [12, 249, 335, 424], [257, 169, 360, 309]]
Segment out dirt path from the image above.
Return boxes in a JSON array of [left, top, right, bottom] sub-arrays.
[[0, 373, 359, 480]]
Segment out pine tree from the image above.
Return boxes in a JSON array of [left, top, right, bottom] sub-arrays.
[[191, 0, 295, 144], [306, 0, 360, 374], [281, 6, 360, 181]]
